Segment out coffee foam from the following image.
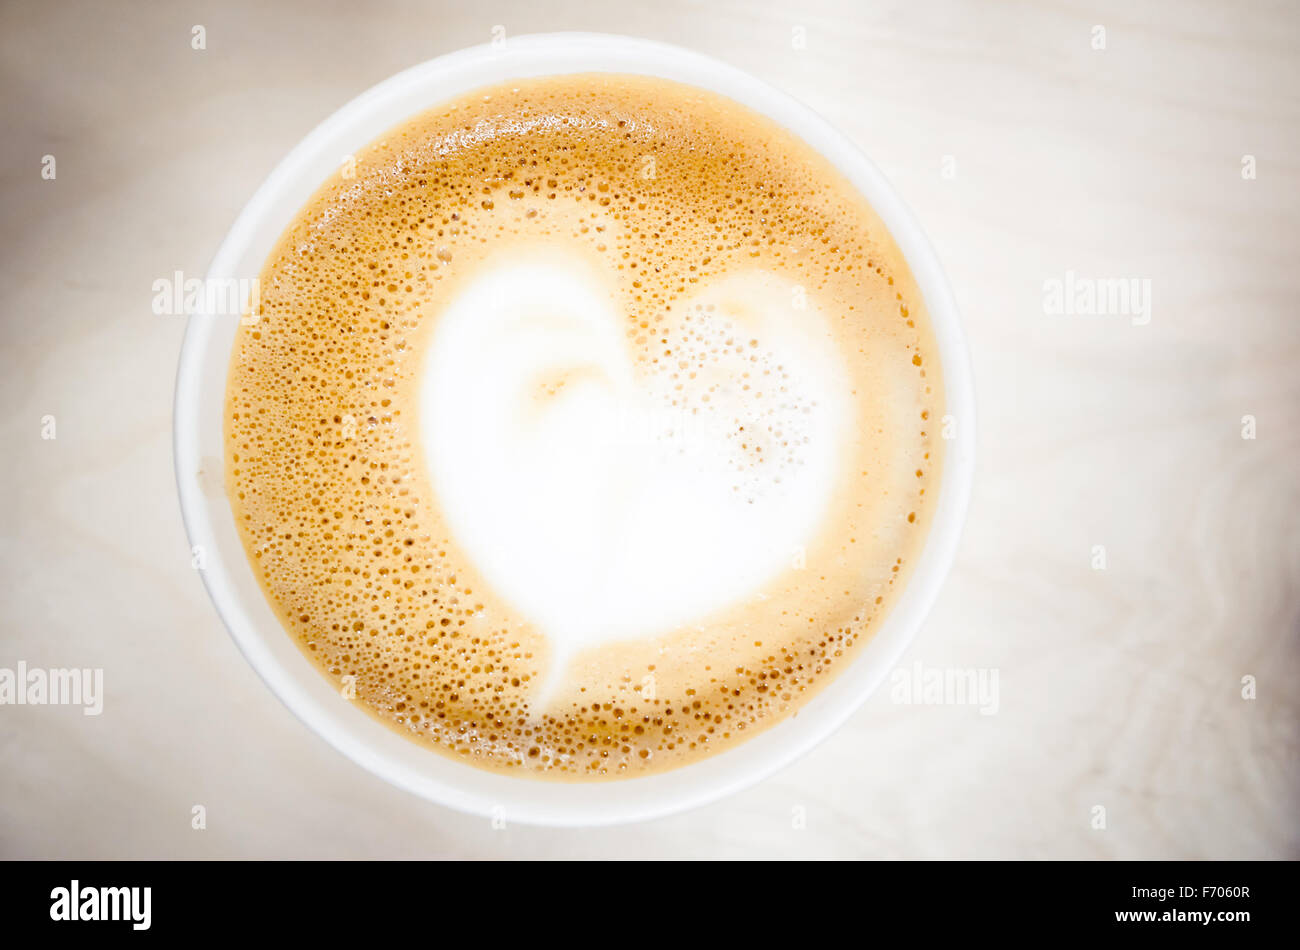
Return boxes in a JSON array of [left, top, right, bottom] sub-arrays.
[[422, 249, 853, 703], [225, 75, 943, 778]]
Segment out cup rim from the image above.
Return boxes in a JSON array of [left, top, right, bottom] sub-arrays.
[[174, 31, 976, 827]]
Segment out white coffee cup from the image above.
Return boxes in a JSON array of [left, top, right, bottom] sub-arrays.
[[174, 32, 975, 826]]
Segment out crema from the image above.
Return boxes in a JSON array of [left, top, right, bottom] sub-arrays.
[[225, 75, 943, 779]]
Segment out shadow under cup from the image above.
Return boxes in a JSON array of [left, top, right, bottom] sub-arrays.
[[173, 33, 976, 826]]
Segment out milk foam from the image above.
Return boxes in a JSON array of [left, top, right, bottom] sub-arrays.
[[226, 74, 944, 778], [421, 248, 852, 701]]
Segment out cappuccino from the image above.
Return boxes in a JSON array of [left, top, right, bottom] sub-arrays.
[[225, 75, 943, 778]]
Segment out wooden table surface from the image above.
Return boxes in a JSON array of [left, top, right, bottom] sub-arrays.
[[1, 0, 1296, 858]]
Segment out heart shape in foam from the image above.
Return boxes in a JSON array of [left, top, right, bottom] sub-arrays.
[[421, 249, 852, 699]]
